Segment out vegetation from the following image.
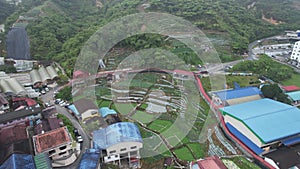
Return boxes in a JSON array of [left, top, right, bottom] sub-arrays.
[[232, 55, 294, 82], [224, 156, 261, 169], [261, 84, 291, 104], [57, 114, 75, 140], [55, 86, 72, 102], [0, 0, 16, 24], [0, 64, 16, 73], [282, 73, 300, 86]]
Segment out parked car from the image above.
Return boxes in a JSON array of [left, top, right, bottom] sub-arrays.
[[73, 128, 83, 143]]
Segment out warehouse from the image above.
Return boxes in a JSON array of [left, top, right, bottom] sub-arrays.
[[220, 98, 300, 154], [212, 86, 262, 106]]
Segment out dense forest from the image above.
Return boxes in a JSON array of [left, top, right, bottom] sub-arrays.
[[1, 0, 300, 75], [0, 0, 16, 24]]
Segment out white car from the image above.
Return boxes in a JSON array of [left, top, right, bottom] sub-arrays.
[[77, 135, 83, 143]]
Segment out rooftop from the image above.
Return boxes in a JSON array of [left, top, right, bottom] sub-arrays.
[[0, 105, 41, 124], [214, 86, 261, 101], [0, 154, 36, 169], [99, 107, 117, 118], [191, 156, 227, 169], [281, 85, 300, 92], [73, 98, 98, 115], [221, 98, 300, 143], [33, 127, 72, 154], [93, 122, 142, 149], [286, 90, 300, 101], [78, 149, 101, 169]]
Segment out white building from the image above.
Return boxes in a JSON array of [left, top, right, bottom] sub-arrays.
[[291, 41, 300, 62], [93, 122, 143, 168]]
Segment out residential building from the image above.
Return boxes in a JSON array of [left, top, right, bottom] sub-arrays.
[[281, 85, 300, 93], [73, 98, 100, 122], [291, 41, 300, 62], [32, 127, 75, 167], [93, 122, 143, 168], [221, 99, 300, 155]]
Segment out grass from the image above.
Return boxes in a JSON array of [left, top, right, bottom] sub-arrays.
[[111, 103, 136, 115], [227, 156, 261, 169], [132, 111, 158, 124], [148, 120, 173, 133], [173, 146, 195, 161], [282, 73, 300, 86], [225, 75, 260, 88], [187, 143, 205, 159], [98, 100, 111, 108]]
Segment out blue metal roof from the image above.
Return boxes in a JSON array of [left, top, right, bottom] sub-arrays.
[[93, 122, 142, 149], [0, 154, 36, 169], [68, 104, 80, 116], [214, 87, 261, 101], [286, 90, 300, 101], [78, 149, 101, 169], [221, 98, 300, 143], [99, 107, 117, 118], [226, 123, 264, 155]]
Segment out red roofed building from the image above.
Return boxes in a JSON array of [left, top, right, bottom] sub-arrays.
[[33, 127, 74, 163], [281, 86, 300, 92], [190, 156, 227, 169]]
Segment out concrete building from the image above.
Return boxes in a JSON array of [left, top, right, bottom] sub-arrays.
[[33, 127, 75, 166], [212, 86, 262, 106], [286, 90, 300, 105], [291, 41, 300, 62], [93, 122, 143, 168], [221, 99, 300, 155], [73, 98, 100, 122]]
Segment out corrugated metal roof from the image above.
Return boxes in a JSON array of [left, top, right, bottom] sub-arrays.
[[282, 85, 300, 92], [286, 90, 300, 101], [68, 104, 80, 116], [221, 98, 300, 143], [0, 154, 36, 169], [93, 122, 142, 149], [34, 153, 52, 169], [30, 69, 42, 84], [38, 67, 51, 82], [214, 87, 261, 101], [46, 66, 58, 79], [78, 149, 101, 169], [99, 107, 117, 117]]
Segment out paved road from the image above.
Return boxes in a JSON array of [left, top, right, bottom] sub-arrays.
[[40, 89, 90, 169], [55, 105, 91, 169]]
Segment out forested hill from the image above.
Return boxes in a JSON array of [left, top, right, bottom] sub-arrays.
[[0, 0, 16, 24], [1, 0, 299, 75]]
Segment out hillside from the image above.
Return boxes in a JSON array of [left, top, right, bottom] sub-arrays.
[[1, 0, 299, 75]]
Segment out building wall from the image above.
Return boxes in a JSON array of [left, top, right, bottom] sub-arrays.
[[291, 41, 300, 62], [81, 109, 99, 121], [47, 142, 73, 160], [224, 115, 263, 147], [106, 142, 143, 157]]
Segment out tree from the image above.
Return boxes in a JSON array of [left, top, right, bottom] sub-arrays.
[[261, 84, 291, 105]]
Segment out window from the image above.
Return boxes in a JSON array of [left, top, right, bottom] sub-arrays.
[[131, 146, 137, 149], [115, 155, 118, 157], [120, 148, 126, 151], [49, 149, 55, 155], [58, 151, 66, 156], [109, 150, 116, 154], [59, 145, 67, 150]]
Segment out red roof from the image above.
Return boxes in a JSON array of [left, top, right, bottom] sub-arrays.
[[33, 127, 72, 153], [282, 86, 300, 92], [73, 70, 89, 79], [194, 156, 227, 169], [12, 98, 37, 107]]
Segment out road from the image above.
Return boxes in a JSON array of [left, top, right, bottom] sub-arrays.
[[55, 106, 91, 169], [40, 90, 90, 169]]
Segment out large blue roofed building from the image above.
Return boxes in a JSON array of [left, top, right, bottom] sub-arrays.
[[212, 86, 262, 106], [0, 153, 36, 169], [93, 122, 143, 168], [220, 98, 300, 154], [78, 149, 101, 169]]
